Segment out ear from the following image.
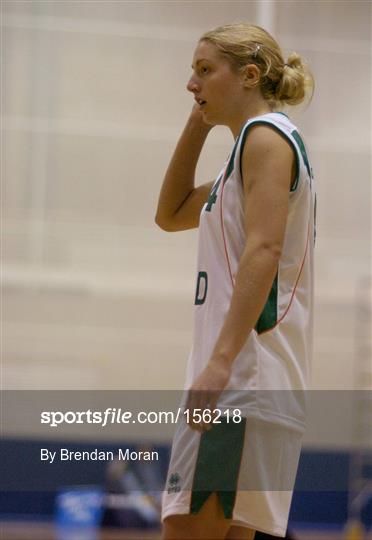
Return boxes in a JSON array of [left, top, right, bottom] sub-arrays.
[[242, 64, 261, 88]]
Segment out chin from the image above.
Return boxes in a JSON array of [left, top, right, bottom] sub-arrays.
[[204, 109, 226, 126], [203, 111, 217, 126], [204, 118, 215, 126]]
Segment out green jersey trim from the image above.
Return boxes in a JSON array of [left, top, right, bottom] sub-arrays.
[[276, 111, 290, 118], [223, 135, 240, 184], [291, 129, 311, 179]]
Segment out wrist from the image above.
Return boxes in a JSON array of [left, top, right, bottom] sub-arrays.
[[187, 113, 213, 136], [208, 350, 233, 370]]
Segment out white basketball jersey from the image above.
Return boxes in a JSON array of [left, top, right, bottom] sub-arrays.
[[185, 112, 316, 432]]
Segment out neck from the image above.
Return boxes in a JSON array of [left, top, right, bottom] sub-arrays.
[[229, 97, 273, 139]]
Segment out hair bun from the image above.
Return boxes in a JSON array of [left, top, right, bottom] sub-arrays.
[[276, 51, 314, 106], [285, 52, 302, 70]]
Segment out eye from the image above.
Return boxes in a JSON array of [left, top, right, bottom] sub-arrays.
[[200, 66, 209, 74]]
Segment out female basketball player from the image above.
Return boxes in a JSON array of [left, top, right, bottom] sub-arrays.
[[156, 23, 315, 540]]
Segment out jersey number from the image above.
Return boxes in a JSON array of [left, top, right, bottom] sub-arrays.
[[205, 176, 222, 212], [195, 271, 208, 305]]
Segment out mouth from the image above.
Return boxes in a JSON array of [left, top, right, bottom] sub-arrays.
[[195, 98, 207, 107]]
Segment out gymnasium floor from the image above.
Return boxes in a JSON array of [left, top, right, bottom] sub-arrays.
[[0, 521, 347, 540]]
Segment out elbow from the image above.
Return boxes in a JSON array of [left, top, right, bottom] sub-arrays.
[[155, 213, 176, 232], [260, 243, 283, 262], [154, 213, 167, 231], [249, 238, 283, 262]]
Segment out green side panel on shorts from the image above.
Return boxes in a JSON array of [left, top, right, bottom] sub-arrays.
[[255, 271, 278, 334], [190, 417, 246, 519]]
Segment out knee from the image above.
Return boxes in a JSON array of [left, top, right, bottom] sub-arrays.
[[162, 512, 226, 539], [162, 514, 192, 539], [225, 526, 256, 540]]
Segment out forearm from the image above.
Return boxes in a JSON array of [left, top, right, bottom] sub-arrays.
[[210, 243, 280, 366], [155, 116, 211, 224]]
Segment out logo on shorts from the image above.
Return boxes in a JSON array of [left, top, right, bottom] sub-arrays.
[[168, 472, 181, 494]]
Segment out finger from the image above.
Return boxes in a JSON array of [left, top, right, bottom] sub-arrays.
[[195, 390, 208, 432], [187, 391, 202, 432], [200, 393, 213, 432], [201, 392, 212, 432], [210, 394, 218, 418], [203, 393, 219, 430], [185, 391, 197, 430], [187, 393, 197, 430]]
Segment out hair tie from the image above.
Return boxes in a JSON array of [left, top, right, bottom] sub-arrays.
[[253, 44, 261, 58]]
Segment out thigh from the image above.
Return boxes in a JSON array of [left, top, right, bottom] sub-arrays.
[[162, 492, 232, 540], [225, 525, 256, 540]]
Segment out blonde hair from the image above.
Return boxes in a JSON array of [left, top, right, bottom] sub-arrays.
[[200, 23, 314, 108]]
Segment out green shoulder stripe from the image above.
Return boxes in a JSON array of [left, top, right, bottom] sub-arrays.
[[291, 129, 311, 179], [223, 137, 239, 183]]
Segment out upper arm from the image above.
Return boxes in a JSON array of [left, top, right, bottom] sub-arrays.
[[163, 181, 214, 231], [241, 125, 294, 255]]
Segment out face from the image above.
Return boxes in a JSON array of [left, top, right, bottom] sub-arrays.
[[187, 40, 246, 126]]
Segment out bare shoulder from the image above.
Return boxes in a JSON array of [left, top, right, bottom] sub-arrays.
[[240, 123, 294, 242], [241, 123, 295, 193], [243, 123, 294, 156]]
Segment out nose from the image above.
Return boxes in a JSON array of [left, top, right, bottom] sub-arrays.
[[187, 75, 200, 93]]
